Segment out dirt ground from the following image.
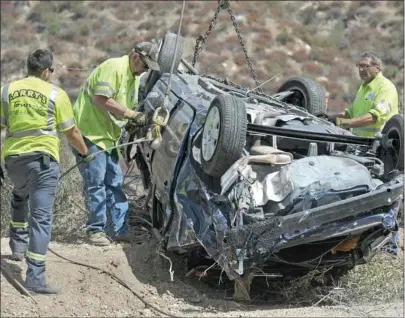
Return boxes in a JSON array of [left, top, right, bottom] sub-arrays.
[[1, 225, 404, 318]]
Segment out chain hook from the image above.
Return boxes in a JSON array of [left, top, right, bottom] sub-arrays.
[[218, 0, 230, 10]]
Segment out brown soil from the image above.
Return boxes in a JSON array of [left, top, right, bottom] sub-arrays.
[[1, 228, 403, 317]]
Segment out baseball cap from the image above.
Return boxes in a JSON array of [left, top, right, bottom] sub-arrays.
[[133, 42, 160, 71]]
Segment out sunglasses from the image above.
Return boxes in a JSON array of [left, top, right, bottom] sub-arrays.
[[355, 63, 376, 70]]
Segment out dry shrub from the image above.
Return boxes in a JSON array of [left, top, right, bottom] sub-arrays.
[[269, 7, 284, 19], [113, 2, 138, 21], [321, 48, 336, 65], [225, 34, 240, 46], [233, 52, 247, 67], [254, 67, 270, 82], [276, 32, 294, 45], [247, 11, 258, 23], [58, 73, 85, 92], [309, 47, 336, 65], [138, 20, 155, 31], [95, 34, 129, 55], [326, 80, 344, 95], [282, 65, 300, 78], [291, 49, 309, 63], [0, 168, 13, 237], [8, 28, 36, 45], [90, 1, 108, 11], [0, 2, 19, 28], [253, 31, 273, 46], [209, 55, 228, 64], [318, 1, 343, 12], [185, 1, 202, 10], [302, 61, 324, 75], [266, 50, 288, 66], [50, 137, 89, 241], [57, 21, 90, 43], [1, 49, 26, 75], [266, 61, 284, 77], [328, 95, 348, 113]]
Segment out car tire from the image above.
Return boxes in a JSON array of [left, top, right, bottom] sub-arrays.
[[143, 32, 185, 96], [277, 76, 327, 115], [380, 114, 404, 172], [201, 94, 247, 177]]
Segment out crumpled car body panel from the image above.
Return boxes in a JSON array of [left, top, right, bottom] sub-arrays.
[[132, 73, 403, 280]]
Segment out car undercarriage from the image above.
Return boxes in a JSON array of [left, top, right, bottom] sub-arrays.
[[120, 32, 404, 300]]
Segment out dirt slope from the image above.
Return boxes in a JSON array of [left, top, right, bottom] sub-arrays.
[[1, 235, 403, 318]]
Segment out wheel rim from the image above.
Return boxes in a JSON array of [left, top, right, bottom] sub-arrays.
[[202, 106, 221, 161], [285, 88, 307, 109]]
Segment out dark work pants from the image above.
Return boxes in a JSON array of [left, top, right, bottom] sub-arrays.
[[5, 154, 60, 287]]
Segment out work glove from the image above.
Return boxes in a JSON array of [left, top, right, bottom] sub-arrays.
[[316, 113, 338, 125], [78, 151, 96, 163], [124, 109, 147, 127], [336, 117, 352, 129], [0, 166, 4, 186]]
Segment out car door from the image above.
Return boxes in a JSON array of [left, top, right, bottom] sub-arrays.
[[151, 95, 194, 208]]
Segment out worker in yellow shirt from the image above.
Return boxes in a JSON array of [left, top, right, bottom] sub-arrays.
[[330, 51, 398, 137], [72, 42, 160, 246], [0, 49, 89, 294]]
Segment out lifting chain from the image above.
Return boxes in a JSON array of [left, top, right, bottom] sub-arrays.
[[191, 0, 262, 92], [190, 1, 222, 68]]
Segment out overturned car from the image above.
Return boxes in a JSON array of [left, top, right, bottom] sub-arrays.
[[121, 33, 404, 298]]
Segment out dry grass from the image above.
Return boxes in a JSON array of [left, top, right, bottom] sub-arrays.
[[247, 242, 404, 307]]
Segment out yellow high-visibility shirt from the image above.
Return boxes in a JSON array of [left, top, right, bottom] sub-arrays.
[[0, 77, 75, 162], [345, 72, 398, 137], [73, 55, 140, 151]]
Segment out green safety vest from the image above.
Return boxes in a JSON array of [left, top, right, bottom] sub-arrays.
[[73, 55, 140, 151], [0, 77, 75, 162], [345, 72, 398, 137]]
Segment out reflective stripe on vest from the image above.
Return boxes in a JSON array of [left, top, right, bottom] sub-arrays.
[[4, 85, 59, 138]]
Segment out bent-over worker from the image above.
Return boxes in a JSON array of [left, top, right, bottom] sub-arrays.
[[72, 42, 160, 246]]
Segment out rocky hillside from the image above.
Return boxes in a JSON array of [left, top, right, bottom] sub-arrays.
[[1, 0, 404, 114]]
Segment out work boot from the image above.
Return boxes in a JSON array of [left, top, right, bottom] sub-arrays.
[[25, 284, 61, 295], [88, 232, 110, 246], [111, 233, 133, 243], [10, 252, 25, 261]]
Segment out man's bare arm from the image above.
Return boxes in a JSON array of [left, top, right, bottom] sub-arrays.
[[93, 95, 128, 117], [347, 112, 376, 128], [64, 126, 88, 155]]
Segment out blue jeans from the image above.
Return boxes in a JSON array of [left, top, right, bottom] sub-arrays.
[[73, 138, 128, 236], [5, 153, 60, 287]]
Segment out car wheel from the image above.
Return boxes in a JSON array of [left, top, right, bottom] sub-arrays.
[[277, 76, 327, 115], [201, 94, 247, 177], [143, 32, 185, 96], [380, 114, 404, 173]]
